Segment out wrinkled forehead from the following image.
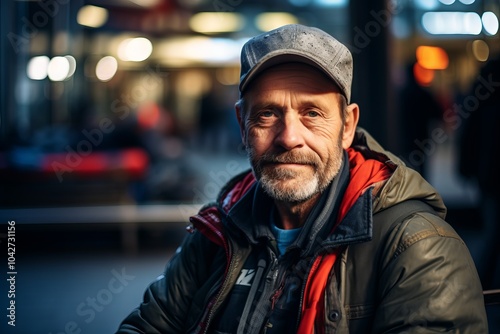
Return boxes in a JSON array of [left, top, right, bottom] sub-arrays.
[[242, 62, 342, 99]]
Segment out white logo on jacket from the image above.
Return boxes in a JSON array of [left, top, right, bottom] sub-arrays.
[[235, 269, 256, 286]]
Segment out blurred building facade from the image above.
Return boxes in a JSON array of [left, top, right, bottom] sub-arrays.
[[1, 0, 499, 208]]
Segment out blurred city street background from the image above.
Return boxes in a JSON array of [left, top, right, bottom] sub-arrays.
[[1, 0, 500, 332]]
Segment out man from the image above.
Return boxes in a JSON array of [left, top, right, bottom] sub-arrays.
[[117, 24, 487, 333]]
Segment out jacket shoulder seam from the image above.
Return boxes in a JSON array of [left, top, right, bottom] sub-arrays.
[[393, 212, 463, 258]]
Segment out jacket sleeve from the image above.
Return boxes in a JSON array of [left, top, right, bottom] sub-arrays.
[[116, 230, 219, 333], [373, 212, 488, 333]]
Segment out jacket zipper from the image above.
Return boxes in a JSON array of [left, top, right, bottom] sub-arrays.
[[269, 253, 295, 311], [295, 256, 314, 331], [201, 242, 236, 334]]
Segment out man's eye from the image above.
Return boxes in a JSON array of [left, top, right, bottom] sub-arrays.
[[260, 111, 275, 118], [307, 110, 320, 117]]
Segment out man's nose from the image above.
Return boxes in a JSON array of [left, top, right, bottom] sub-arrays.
[[274, 115, 305, 150]]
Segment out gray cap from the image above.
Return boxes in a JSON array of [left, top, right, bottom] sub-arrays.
[[239, 24, 353, 102]]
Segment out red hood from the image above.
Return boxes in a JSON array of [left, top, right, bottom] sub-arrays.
[[189, 172, 256, 248], [336, 147, 394, 224]]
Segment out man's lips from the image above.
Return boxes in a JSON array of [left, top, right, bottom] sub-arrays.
[[263, 162, 313, 168]]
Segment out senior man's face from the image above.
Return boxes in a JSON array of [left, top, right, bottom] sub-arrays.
[[237, 63, 358, 203]]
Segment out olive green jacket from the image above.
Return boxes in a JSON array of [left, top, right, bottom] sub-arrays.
[[117, 129, 488, 333]]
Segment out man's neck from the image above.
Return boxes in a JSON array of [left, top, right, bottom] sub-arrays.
[[274, 193, 321, 230]]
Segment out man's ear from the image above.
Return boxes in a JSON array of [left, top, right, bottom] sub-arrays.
[[235, 101, 246, 144], [342, 103, 359, 149]]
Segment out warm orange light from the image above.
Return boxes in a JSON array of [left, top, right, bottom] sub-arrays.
[[416, 46, 449, 70], [413, 62, 434, 87]]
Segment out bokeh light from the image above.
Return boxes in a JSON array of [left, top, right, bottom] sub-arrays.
[[95, 56, 118, 82], [47, 56, 70, 81], [117, 37, 153, 62], [27, 56, 50, 80]]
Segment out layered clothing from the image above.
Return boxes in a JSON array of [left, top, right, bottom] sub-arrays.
[[117, 129, 487, 333]]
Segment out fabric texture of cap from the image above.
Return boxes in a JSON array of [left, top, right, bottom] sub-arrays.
[[239, 24, 353, 103]]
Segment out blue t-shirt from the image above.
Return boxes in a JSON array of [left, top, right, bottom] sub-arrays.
[[270, 221, 302, 255]]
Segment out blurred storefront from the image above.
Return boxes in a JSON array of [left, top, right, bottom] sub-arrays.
[[0, 0, 498, 209]]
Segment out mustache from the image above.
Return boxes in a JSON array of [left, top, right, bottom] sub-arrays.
[[257, 151, 319, 166]]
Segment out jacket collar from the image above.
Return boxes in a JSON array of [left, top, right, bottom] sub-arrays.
[[323, 188, 373, 246]]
